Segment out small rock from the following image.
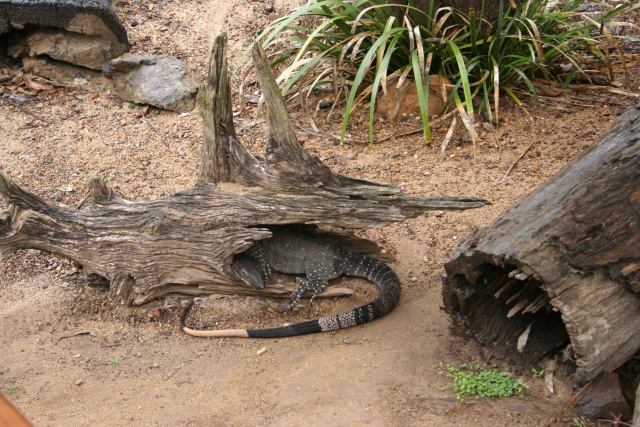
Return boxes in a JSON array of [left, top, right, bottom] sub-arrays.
[[131, 20, 138, 27], [434, 211, 444, 218], [265, 4, 274, 13], [257, 347, 267, 356], [103, 55, 199, 113], [75, 379, 83, 386], [346, 153, 356, 160], [575, 372, 631, 421], [6, 2, 129, 70]]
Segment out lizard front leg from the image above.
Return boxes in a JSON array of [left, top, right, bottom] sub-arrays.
[[289, 277, 328, 309], [247, 244, 272, 280]]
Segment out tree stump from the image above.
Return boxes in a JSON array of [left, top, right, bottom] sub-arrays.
[[0, 33, 488, 305], [442, 98, 640, 384]]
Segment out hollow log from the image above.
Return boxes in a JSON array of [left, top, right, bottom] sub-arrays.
[[0, 33, 488, 305], [442, 98, 640, 384]]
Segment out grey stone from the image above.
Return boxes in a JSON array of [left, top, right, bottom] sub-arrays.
[[1, 0, 129, 69], [103, 55, 200, 113], [22, 57, 96, 86], [574, 372, 631, 421], [18, 29, 114, 70]]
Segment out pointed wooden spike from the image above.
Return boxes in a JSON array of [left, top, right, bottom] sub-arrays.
[[251, 42, 339, 187]]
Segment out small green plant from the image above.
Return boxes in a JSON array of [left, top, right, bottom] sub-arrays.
[[3, 383, 20, 392], [107, 357, 120, 366], [436, 362, 528, 400], [570, 416, 594, 427], [532, 367, 544, 378], [85, 174, 111, 184]]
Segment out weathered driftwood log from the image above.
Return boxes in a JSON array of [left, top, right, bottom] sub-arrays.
[[1, 0, 129, 69], [0, 33, 488, 305], [442, 98, 640, 384]]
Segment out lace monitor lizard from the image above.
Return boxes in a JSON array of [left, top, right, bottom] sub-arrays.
[[230, 253, 265, 289], [180, 227, 401, 338]]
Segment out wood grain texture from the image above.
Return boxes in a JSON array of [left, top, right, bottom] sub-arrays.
[[443, 100, 640, 384], [0, 33, 488, 305]]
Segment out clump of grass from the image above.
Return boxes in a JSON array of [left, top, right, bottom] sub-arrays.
[[107, 357, 119, 366], [3, 383, 20, 392], [436, 362, 529, 400], [249, 0, 637, 146]]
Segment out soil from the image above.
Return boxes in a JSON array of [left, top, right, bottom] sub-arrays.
[[1, 1, 638, 426]]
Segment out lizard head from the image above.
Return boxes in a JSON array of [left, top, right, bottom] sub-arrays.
[[231, 254, 265, 289]]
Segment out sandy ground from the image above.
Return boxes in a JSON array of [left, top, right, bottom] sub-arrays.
[[1, 0, 638, 426]]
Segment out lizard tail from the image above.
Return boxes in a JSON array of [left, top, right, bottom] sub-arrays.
[[180, 299, 321, 338], [180, 253, 401, 339]]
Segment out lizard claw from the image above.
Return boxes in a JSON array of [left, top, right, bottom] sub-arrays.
[[289, 289, 303, 310], [288, 278, 305, 309], [308, 291, 319, 307], [289, 277, 327, 310]]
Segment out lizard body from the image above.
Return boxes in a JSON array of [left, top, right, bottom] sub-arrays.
[[180, 227, 401, 338]]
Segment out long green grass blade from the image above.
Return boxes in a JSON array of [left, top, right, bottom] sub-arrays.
[[242, 0, 633, 147], [411, 49, 431, 143], [447, 41, 473, 118]]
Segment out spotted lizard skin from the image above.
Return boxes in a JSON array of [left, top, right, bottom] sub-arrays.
[[180, 227, 401, 338], [180, 227, 400, 338]]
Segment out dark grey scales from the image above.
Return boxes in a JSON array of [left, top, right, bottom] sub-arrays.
[[180, 227, 401, 338], [231, 253, 265, 289]]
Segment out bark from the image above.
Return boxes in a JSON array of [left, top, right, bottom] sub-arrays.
[[442, 98, 640, 384], [0, 33, 488, 305]]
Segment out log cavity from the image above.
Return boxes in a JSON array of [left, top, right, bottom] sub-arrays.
[[443, 101, 640, 385], [444, 262, 569, 365]]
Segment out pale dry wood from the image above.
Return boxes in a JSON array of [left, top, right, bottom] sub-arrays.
[[443, 100, 640, 384], [0, 33, 488, 305]]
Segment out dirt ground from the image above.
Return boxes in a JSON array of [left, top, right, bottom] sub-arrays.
[[1, 1, 638, 426]]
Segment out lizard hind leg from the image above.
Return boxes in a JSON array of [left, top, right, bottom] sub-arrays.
[[289, 277, 328, 309]]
